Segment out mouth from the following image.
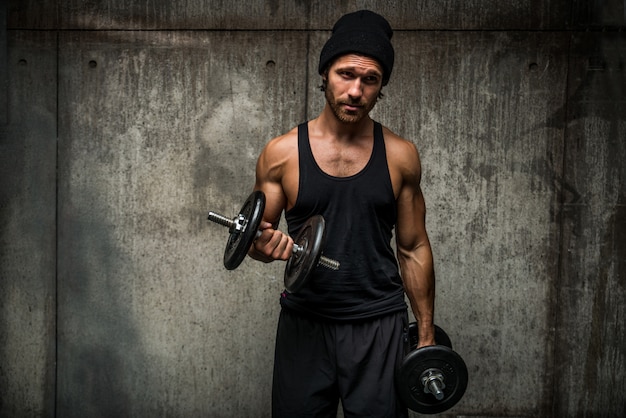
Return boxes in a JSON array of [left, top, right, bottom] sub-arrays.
[[341, 103, 363, 112]]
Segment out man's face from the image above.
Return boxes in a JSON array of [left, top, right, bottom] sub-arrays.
[[324, 54, 384, 124]]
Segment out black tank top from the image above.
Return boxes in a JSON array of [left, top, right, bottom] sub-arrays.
[[281, 121, 407, 321]]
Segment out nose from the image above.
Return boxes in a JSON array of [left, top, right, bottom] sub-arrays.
[[347, 79, 362, 99]]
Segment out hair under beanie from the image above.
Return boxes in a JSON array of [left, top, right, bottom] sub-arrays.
[[318, 10, 395, 86]]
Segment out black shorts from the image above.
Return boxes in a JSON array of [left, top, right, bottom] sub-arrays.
[[272, 308, 409, 418]]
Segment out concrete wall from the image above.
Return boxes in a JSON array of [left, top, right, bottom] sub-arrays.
[[1, 1, 624, 417]]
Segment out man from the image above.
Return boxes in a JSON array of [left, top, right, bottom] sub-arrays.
[[249, 10, 435, 418]]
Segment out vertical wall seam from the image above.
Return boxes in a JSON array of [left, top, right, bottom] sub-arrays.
[[54, 28, 59, 418], [551, 31, 573, 418], [303, 31, 310, 120]]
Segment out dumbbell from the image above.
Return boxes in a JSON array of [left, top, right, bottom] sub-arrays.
[[207, 191, 340, 293], [396, 323, 468, 414]]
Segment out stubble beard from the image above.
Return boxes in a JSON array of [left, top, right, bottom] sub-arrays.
[[325, 86, 377, 124]]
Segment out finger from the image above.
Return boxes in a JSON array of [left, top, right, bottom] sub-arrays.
[[280, 235, 295, 260], [258, 221, 273, 230], [254, 229, 284, 259], [271, 234, 293, 260], [254, 228, 274, 247]]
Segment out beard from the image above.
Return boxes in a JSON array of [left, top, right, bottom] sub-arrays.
[[324, 85, 377, 124]]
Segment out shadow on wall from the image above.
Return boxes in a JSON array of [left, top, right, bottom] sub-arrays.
[[542, 32, 626, 416], [56, 186, 143, 416]]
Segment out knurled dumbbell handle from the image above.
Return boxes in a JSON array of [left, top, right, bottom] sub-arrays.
[[207, 211, 339, 270], [208, 211, 242, 230]]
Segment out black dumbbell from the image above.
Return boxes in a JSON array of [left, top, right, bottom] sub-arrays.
[[396, 323, 468, 414], [207, 191, 339, 292]]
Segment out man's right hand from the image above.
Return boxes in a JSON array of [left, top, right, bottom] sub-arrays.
[[249, 221, 294, 262]]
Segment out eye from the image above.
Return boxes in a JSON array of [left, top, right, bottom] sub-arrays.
[[363, 75, 380, 84], [339, 70, 354, 78]]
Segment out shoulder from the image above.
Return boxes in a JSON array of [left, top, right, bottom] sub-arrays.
[[256, 126, 299, 181], [381, 125, 422, 180], [258, 126, 299, 168], [262, 126, 299, 159]]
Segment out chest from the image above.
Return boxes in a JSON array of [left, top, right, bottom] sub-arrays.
[[309, 140, 373, 178]]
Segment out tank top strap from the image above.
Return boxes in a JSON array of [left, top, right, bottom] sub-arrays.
[[296, 121, 385, 178], [371, 121, 386, 171], [297, 121, 311, 160]]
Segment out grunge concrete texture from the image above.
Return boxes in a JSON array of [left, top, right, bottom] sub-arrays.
[[1, 1, 624, 417]]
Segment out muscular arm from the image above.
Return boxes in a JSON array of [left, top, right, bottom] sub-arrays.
[[248, 131, 297, 263], [394, 140, 436, 347]]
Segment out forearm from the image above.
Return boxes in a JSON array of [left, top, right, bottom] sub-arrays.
[[399, 245, 436, 346]]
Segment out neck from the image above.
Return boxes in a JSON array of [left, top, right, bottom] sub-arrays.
[[314, 104, 374, 142]]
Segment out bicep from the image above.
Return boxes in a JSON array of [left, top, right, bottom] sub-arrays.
[[393, 142, 428, 253], [395, 181, 428, 255], [253, 143, 288, 227]]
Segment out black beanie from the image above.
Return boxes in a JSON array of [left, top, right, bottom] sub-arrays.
[[318, 10, 395, 86]]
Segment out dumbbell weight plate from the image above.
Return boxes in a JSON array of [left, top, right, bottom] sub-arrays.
[[223, 191, 265, 270], [284, 215, 326, 293], [396, 345, 468, 414]]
